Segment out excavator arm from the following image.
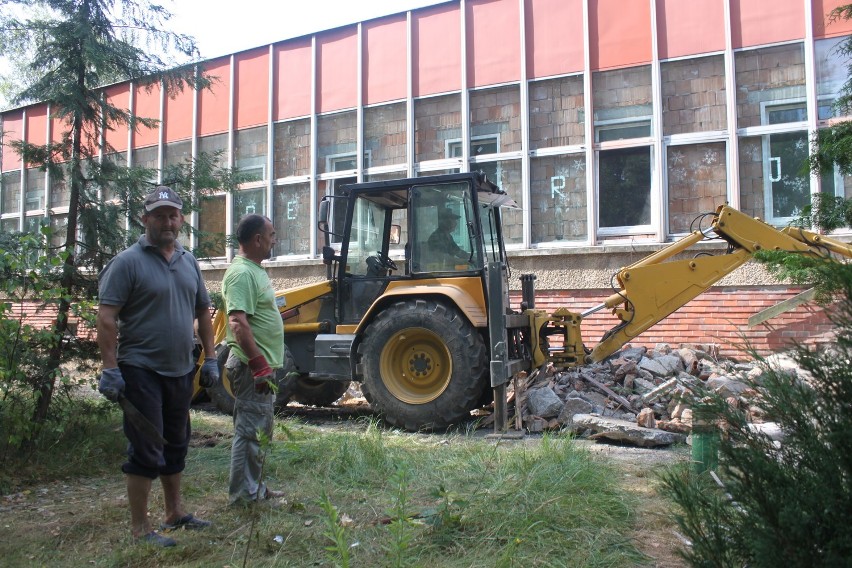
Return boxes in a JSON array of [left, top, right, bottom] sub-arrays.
[[529, 204, 852, 369]]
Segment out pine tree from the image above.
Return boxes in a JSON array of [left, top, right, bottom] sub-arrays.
[[0, 0, 227, 427]]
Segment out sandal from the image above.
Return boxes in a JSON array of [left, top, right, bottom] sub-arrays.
[[160, 513, 212, 531], [138, 531, 177, 547]]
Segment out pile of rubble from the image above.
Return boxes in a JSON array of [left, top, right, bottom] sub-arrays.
[[511, 343, 790, 448]]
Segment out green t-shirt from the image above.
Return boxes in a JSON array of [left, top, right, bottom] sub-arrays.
[[222, 255, 285, 368]]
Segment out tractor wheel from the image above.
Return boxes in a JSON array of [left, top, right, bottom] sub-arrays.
[[206, 343, 300, 414], [357, 299, 488, 431], [288, 376, 350, 406]]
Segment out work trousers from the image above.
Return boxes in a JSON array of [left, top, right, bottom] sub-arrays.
[[226, 353, 276, 505]]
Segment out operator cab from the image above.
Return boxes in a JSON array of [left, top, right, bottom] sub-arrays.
[[318, 172, 516, 324]]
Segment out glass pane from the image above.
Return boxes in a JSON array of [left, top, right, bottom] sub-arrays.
[[1, 217, 19, 233], [318, 177, 357, 245], [598, 147, 652, 228], [738, 133, 811, 223], [131, 145, 159, 173], [667, 143, 727, 234], [815, 35, 850, 119], [478, 159, 522, 245], [414, 93, 462, 163], [273, 118, 311, 179], [410, 181, 477, 272], [364, 102, 406, 168], [470, 85, 521, 154], [101, 154, 126, 202], [198, 194, 226, 258], [232, 188, 267, 233], [49, 214, 67, 254], [529, 75, 585, 150], [198, 133, 228, 170], [346, 197, 388, 276], [735, 43, 806, 128], [25, 168, 45, 212], [163, 140, 192, 170], [768, 131, 809, 219], [530, 155, 587, 244], [738, 135, 766, 219], [234, 126, 268, 182], [273, 182, 311, 256], [317, 111, 356, 175], [2, 170, 21, 214], [593, 65, 653, 138], [662, 55, 727, 135]]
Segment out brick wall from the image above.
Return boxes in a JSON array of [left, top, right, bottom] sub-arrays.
[[518, 287, 835, 360], [11, 286, 834, 362], [364, 102, 407, 167]]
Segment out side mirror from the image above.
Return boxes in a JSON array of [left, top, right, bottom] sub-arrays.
[[318, 198, 330, 234], [389, 224, 401, 246]]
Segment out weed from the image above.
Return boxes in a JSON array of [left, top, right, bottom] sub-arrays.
[[319, 491, 352, 568]]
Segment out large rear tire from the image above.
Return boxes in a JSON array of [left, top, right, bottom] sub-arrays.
[[357, 299, 488, 431]]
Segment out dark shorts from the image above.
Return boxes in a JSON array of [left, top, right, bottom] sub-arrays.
[[119, 365, 194, 479]]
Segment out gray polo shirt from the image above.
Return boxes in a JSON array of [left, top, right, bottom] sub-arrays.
[[98, 235, 211, 376]]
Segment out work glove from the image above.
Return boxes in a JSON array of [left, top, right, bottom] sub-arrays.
[[199, 357, 220, 388], [98, 368, 125, 403], [248, 355, 274, 395]]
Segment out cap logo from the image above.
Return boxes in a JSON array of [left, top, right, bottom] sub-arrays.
[[159, 191, 169, 199]]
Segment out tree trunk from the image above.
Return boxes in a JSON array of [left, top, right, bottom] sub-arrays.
[[31, 108, 84, 426]]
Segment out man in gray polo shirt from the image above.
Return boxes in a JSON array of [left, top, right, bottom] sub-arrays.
[[96, 186, 219, 547]]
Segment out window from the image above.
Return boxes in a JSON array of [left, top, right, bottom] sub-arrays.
[[530, 154, 587, 244], [234, 126, 268, 183], [273, 118, 311, 179], [414, 93, 462, 163], [273, 182, 311, 257], [528, 75, 585, 150], [598, 146, 652, 230], [197, 194, 226, 258], [364, 102, 407, 169], [815, 35, 852, 120], [735, 43, 806, 128], [661, 55, 727, 135], [667, 143, 727, 234]]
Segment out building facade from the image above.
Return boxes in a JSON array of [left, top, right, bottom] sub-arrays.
[[2, 0, 851, 355]]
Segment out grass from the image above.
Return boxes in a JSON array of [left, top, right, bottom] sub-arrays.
[[0, 406, 655, 567]]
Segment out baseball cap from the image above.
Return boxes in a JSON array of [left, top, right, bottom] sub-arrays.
[[143, 186, 183, 212]]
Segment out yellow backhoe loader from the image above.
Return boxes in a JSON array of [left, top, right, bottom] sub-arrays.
[[195, 172, 852, 432]]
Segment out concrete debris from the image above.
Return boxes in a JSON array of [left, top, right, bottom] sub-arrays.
[[505, 343, 800, 448]]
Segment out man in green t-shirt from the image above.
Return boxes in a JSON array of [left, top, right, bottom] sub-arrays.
[[222, 214, 285, 505]]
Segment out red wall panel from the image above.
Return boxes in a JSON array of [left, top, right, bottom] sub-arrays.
[[235, 48, 270, 129], [467, 0, 521, 87], [104, 84, 130, 152], [133, 81, 161, 148], [589, 0, 652, 70], [813, 0, 852, 38], [275, 38, 313, 120], [26, 104, 48, 148], [2, 110, 23, 171], [198, 57, 231, 136], [317, 27, 358, 113], [657, 0, 726, 59], [413, 3, 462, 97], [525, 0, 584, 78], [730, 0, 804, 48], [363, 15, 408, 105], [163, 83, 194, 143]]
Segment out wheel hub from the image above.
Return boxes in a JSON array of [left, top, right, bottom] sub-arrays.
[[379, 327, 452, 404]]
